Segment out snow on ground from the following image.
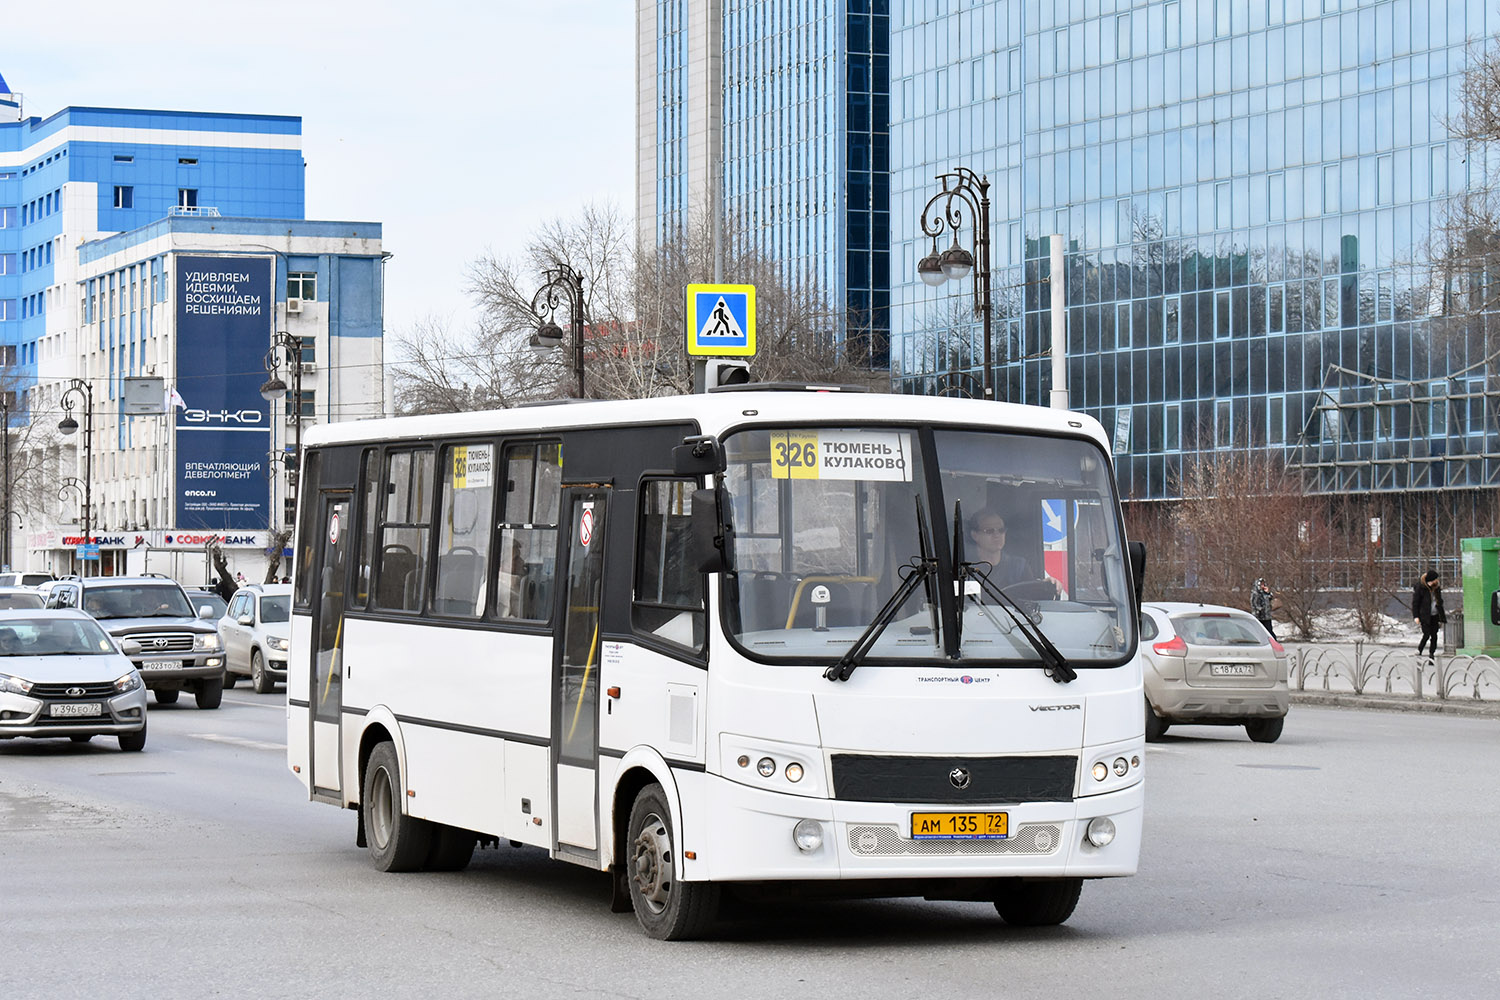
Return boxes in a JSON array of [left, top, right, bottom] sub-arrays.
[[1288, 607, 1421, 644]]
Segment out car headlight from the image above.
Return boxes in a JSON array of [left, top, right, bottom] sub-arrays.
[[113, 671, 142, 694], [0, 672, 34, 695], [193, 632, 222, 652], [266, 636, 289, 652]]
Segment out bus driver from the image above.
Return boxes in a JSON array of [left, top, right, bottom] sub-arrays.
[[968, 508, 1037, 587]]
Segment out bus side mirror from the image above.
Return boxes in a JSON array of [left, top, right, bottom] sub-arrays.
[[690, 488, 730, 574], [673, 435, 724, 476], [1127, 540, 1146, 608], [1491, 589, 1500, 626]]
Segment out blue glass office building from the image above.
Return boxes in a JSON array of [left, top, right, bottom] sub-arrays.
[[640, 1, 892, 364], [890, 1, 1500, 567]]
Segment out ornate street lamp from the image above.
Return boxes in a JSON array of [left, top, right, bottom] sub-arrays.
[[529, 264, 586, 398], [918, 167, 993, 400], [260, 332, 303, 528], [57, 378, 94, 575]]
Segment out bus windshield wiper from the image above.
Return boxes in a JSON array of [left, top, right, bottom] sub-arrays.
[[957, 563, 1077, 684], [825, 497, 937, 683]]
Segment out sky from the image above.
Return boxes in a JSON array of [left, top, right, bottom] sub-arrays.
[[4, 0, 638, 338]]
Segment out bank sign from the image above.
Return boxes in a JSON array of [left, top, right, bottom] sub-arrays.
[[175, 256, 272, 529]]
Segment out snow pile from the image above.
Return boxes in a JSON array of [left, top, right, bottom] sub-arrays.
[[1297, 607, 1420, 643]]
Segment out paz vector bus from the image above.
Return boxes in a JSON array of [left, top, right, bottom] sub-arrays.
[[286, 384, 1145, 939]]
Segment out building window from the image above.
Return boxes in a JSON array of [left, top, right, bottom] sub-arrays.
[[113, 154, 133, 163], [178, 157, 198, 165], [178, 188, 198, 209], [287, 271, 317, 301], [114, 186, 133, 209]]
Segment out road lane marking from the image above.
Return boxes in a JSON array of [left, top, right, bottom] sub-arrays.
[[188, 733, 286, 751]]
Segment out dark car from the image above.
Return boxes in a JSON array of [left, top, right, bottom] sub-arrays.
[[41, 576, 226, 709], [186, 588, 230, 621]]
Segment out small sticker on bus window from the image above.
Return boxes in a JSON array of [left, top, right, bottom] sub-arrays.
[[770, 430, 912, 482], [452, 444, 493, 490]]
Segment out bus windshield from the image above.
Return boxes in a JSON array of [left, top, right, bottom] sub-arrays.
[[722, 425, 1135, 667]]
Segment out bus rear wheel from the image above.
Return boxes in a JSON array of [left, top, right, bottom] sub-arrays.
[[626, 783, 718, 940], [994, 877, 1083, 926], [362, 741, 433, 872]]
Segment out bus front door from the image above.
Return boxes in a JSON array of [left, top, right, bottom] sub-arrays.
[[551, 488, 607, 860], [309, 492, 350, 799]]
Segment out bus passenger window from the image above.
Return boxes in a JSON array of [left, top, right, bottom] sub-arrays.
[[494, 441, 562, 622], [434, 443, 494, 617], [373, 449, 433, 613], [633, 480, 705, 653]]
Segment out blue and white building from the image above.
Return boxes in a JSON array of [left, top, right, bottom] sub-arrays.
[[637, 0, 892, 365], [1, 76, 388, 580]]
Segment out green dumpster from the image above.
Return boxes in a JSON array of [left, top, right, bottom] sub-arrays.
[[1458, 537, 1500, 656]]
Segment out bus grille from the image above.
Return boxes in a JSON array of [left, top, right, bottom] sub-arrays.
[[846, 823, 1063, 856], [830, 754, 1077, 803]]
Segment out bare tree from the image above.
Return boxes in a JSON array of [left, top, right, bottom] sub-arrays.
[[394, 204, 886, 414]]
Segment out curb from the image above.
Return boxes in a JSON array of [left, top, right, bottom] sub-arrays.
[[1291, 690, 1500, 718]]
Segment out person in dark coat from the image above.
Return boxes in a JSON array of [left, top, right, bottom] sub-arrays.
[[1412, 569, 1446, 662], [1250, 578, 1276, 639]]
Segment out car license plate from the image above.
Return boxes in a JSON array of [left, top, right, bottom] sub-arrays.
[[141, 659, 178, 670], [51, 702, 102, 718], [1210, 662, 1257, 676], [911, 811, 1008, 840]]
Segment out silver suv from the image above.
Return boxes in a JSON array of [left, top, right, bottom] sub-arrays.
[[41, 575, 226, 709]]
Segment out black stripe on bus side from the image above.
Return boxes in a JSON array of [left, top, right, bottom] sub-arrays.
[[391, 712, 549, 747], [596, 748, 705, 772]]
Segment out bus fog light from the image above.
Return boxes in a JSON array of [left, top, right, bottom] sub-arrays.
[[785, 762, 804, 782], [1086, 816, 1117, 847], [1113, 757, 1129, 777], [792, 819, 823, 852], [1092, 762, 1109, 781], [757, 757, 776, 777]]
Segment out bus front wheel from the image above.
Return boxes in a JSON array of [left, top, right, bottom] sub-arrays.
[[994, 877, 1083, 926], [362, 741, 433, 872], [626, 784, 719, 940]]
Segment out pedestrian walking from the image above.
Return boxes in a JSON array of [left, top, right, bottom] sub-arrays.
[[1250, 578, 1276, 639], [1412, 569, 1445, 662]]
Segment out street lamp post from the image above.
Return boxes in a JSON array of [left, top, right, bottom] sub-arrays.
[[529, 265, 586, 398], [259, 332, 303, 529], [2, 393, 11, 570], [57, 378, 94, 576], [917, 167, 993, 400]]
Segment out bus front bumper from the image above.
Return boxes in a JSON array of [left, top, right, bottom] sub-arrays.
[[698, 772, 1142, 883]]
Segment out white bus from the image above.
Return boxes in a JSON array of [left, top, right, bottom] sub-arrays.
[[287, 386, 1145, 939]]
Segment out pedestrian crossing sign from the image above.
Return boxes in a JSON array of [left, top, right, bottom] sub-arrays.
[[686, 283, 756, 356]]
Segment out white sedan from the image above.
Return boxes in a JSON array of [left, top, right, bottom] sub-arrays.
[[0, 609, 149, 751], [1140, 601, 1289, 743]]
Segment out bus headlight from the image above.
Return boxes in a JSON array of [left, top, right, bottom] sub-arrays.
[[757, 757, 776, 777], [1092, 762, 1109, 781], [784, 762, 804, 783], [1086, 816, 1117, 847], [792, 819, 823, 853]]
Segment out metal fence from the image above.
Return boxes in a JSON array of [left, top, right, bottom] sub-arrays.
[[1290, 638, 1500, 702]]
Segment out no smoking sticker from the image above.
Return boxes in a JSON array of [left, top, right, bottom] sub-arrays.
[[579, 508, 594, 547], [329, 512, 340, 545]]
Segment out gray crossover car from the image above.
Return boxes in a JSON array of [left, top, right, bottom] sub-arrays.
[[42, 575, 226, 709], [1140, 602, 1289, 743], [0, 608, 149, 750]]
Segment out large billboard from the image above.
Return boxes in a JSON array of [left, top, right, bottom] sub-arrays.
[[174, 255, 272, 529]]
